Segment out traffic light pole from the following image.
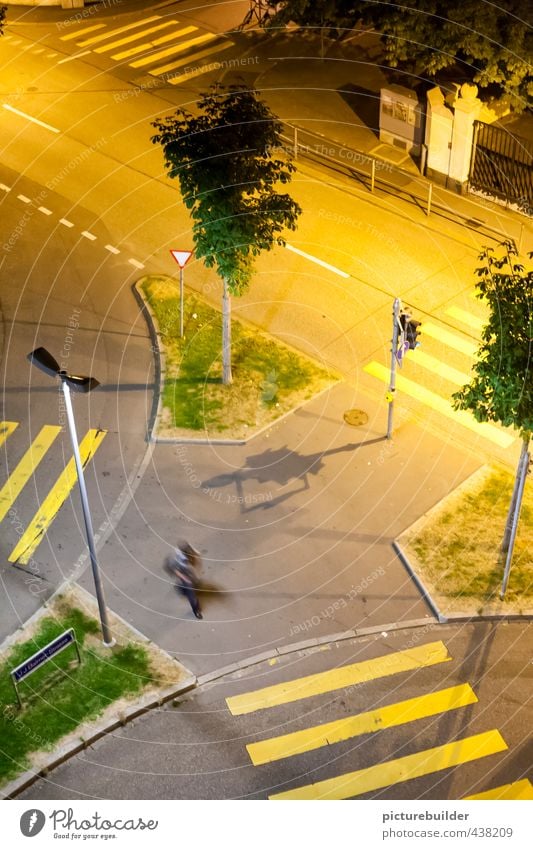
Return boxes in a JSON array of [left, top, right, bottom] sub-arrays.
[[387, 298, 401, 440]]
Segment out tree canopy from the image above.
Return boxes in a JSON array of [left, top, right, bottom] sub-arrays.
[[151, 85, 301, 296], [0, 7, 6, 35], [452, 241, 533, 433], [262, 1, 532, 109], [151, 85, 301, 382]]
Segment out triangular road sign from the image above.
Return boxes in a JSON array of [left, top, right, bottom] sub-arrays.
[[170, 249, 193, 268]]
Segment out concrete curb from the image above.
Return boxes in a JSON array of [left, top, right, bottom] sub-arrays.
[[395, 464, 533, 622], [393, 541, 447, 623], [3, 675, 196, 800], [134, 276, 340, 447], [195, 618, 435, 686], [1, 584, 197, 800]]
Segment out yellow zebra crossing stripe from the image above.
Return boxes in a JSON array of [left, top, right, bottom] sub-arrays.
[[269, 730, 508, 799], [94, 21, 178, 54], [445, 305, 484, 331], [111, 26, 196, 61], [8, 428, 107, 565], [129, 32, 217, 68], [226, 641, 451, 716], [59, 24, 106, 42], [75, 16, 161, 47], [364, 361, 514, 448], [464, 779, 533, 800], [0, 421, 18, 447], [246, 684, 478, 765], [154, 41, 233, 79], [0, 425, 61, 522], [421, 322, 478, 356], [407, 350, 471, 386]]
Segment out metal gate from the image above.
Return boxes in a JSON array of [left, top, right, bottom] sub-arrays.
[[469, 121, 533, 214]]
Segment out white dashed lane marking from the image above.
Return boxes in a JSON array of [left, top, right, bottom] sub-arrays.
[[38, 206, 53, 216], [128, 258, 145, 269], [17, 195, 31, 204], [105, 245, 120, 254], [3, 104, 60, 134], [59, 219, 74, 228], [81, 231, 97, 241], [0, 184, 11, 192]]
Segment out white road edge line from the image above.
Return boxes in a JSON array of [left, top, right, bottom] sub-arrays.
[[285, 243, 350, 278], [2, 103, 60, 134], [57, 50, 91, 65]]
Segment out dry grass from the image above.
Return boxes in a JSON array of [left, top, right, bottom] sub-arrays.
[[400, 466, 533, 616], [142, 277, 338, 440]]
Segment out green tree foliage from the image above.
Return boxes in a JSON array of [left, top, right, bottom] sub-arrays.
[[0, 6, 6, 35], [452, 241, 533, 557], [263, 1, 532, 109], [151, 86, 301, 384], [452, 242, 533, 432]]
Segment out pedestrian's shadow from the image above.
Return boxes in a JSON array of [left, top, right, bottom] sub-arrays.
[[202, 439, 384, 513]]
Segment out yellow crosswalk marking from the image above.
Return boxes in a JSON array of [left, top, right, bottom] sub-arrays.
[[364, 361, 514, 448], [154, 40, 233, 78], [269, 730, 508, 799], [130, 32, 217, 68], [422, 322, 478, 356], [60, 24, 107, 42], [111, 26, 196, 61], [0, 425, 61, 522], [77, 16, 161, 47], [226, 641, 451, 716], [247, 684, 478, 765], [94, 21, 177, 54], [409, 350, 471, 386], [464, 779, 533, 800], [0, 421, 18, 447], [445, 305, 484, 331], [8, 428, 107, 565]]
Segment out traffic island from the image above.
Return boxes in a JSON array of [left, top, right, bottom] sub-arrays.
[[397, 466, 533, 619], [137, 276, 338, 442], [0, 585, 195, 797]]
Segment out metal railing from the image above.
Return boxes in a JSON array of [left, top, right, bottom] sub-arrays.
[[279, 122, 530, 253]]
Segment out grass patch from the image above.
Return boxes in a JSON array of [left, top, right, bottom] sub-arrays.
[[402, 466, 533, 614], [142, 277, 337, 438], [0, 605, 153, 785]]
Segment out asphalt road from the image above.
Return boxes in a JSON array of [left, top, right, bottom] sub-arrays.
[[19, 622, 533, 800]]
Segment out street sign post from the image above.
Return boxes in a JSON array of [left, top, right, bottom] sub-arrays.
[[170, 250, 193, 338], [10, 628, 81, 707]]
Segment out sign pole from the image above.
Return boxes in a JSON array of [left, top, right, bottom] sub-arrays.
[[170, 250, 193, 339], [387, 297, 401, 440], [180, 266, 184, 338]]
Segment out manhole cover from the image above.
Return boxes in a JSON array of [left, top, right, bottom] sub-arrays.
[[343, 409, 368, 427]]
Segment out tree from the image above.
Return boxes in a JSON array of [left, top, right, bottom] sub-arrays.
[[452, 241, 533, 592], [0, 6, 6, 36], [151, 85, 301, 385], [262, 1, 532, 110]]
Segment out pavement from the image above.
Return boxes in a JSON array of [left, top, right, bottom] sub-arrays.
[[1, 0, 532, 799]]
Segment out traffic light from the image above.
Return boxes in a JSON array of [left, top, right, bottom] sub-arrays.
[[399, 313, 421, 350]]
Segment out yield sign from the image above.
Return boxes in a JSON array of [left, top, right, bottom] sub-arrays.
[[170, 249, 193, 268]]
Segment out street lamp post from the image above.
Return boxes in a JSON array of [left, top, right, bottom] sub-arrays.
[[27, 347, 114, 647]]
